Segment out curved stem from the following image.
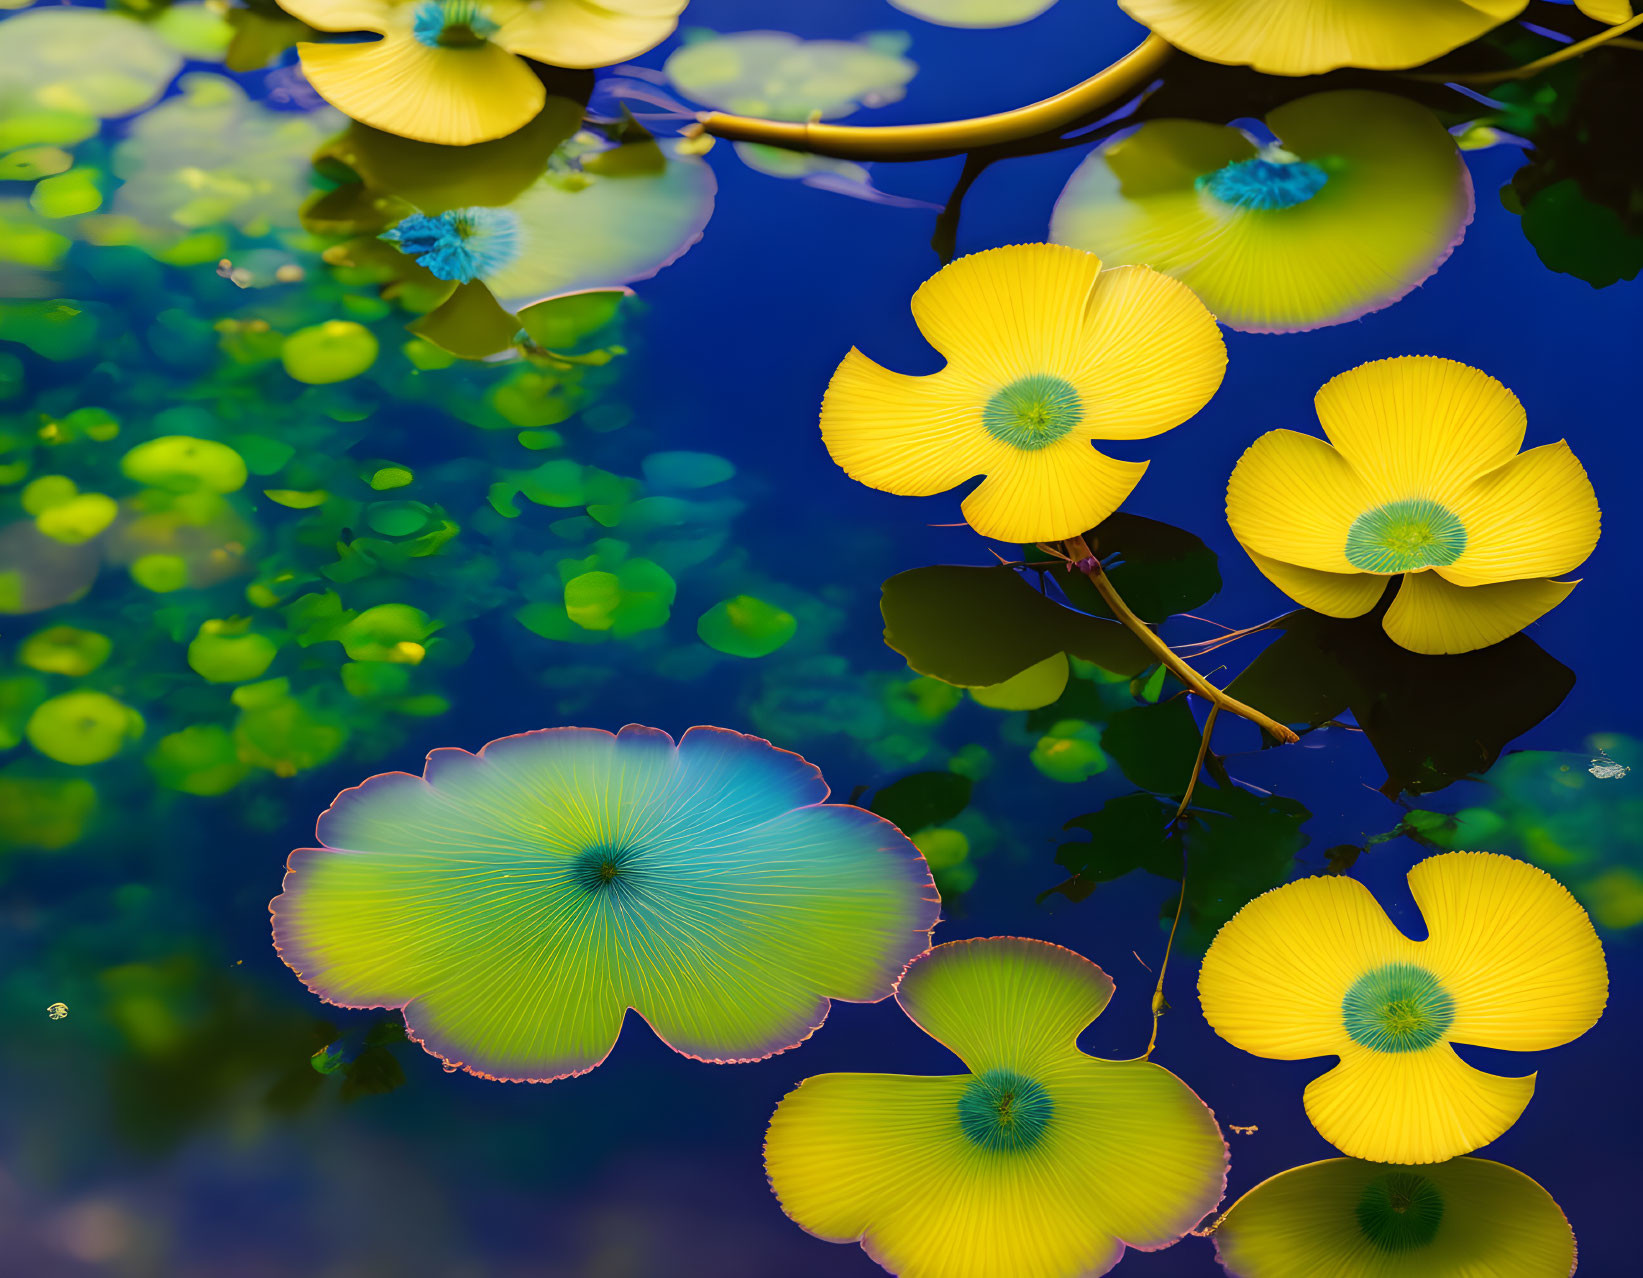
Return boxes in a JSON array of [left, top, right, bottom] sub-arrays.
[[1408, 13, 1643, 85], [1141, 704, 1219, 1060], [1065, 536, 1299, 743], [686, 35, 1173, 162]]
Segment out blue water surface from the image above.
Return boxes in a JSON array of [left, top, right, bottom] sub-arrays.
[[2, 1, 1639, 1275]]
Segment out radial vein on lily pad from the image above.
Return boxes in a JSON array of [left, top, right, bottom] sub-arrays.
[[271, 724, 940, 1082], [1116, 0, 1633, 76], [1227, 356, 1600, 655], [278, 0, 688, 144], [1051, 91, 1474, 334], [820, 243, 1226, 544], [1198, 851, 1607, 1165], [1212, 1157, 1577, 1278], [766, 937, 1228, 1278]]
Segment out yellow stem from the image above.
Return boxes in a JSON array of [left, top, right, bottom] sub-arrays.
[[1172, 705, 1218, 827], [1408, 13, 1643, 85], [686, 35, 1173, 162], [1066, 536, 1298, 744], [1142, 703, 1219, 1060]]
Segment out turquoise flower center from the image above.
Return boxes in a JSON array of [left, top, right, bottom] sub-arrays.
[[982, 374, 1083, 451], [1355, 1172, 1445, 1251], [570, 843, 648, 897], [1345, 499, 1467, 574], [380, 207, 522, 284], [412, 0, 498, 47], [1199, 151, 1329, 211], [1342, 963, 1455, 1053], [957, 1068, 1053, 1153]]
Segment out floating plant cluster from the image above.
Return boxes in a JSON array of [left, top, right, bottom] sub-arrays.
[[2, 1, 1638, 1276]]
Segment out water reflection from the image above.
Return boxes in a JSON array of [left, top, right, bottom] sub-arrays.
[[1211, 1156, 1577, 1277], [0, 2, 1639, 1275], [1229, 601, 1575, 796]]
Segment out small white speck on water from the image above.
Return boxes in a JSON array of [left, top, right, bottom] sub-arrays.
[[1590, 754, 1630, 780]]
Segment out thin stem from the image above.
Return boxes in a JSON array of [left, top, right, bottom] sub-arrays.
[[1062, 536, 1299, 743], [1141, 704, 1219, 1060], [1173, 705, 1218, 826], [1407, 13, 1643, 84], [1173, 631, 1270, 659], [1176, 611, 1241, 632], [931, 152, 993, 264], [686, 35, 1172, 162], [1173, 616, 1285, 657]]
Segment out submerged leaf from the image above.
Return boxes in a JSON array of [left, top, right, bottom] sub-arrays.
[[1228, 607, 1574, 796], [1040, 513, 1221, 623], [517, 289, 629, 352], [881, 564, 1150, 687], [1048, 783, 1312, 950], [1501, 49, 1643, 288], [411, 281, 520, 360], [1100, 698, 1204, 796], [1517, 177, 1643, 288], [869, 770, 972, 836]]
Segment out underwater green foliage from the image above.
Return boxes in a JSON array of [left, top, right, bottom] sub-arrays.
[[881, 563, 1150, 687], [1377, 736, 1643, 932], [0, 85, 754, 861], [1046, 781, 1313, 952]]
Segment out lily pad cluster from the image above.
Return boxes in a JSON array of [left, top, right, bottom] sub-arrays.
[[0, 64, 777, 859]]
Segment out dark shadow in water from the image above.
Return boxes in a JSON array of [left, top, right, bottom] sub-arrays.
[[1230, 597, 1575, 797]]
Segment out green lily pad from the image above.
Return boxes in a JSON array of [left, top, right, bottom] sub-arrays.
[[282, 321, 379, 385], [1029, 719, 1108, 783], [26, 690, 145, 765], [888, 0, 1058, 28], [18, 626, 112, 676], [666, 30, 916, 121], [0, 766, 98, 850], [0, 8, 181, 119], [146, 724, 251, 796], [697, 594, 797, 658], [108, 73, 340, 248]]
